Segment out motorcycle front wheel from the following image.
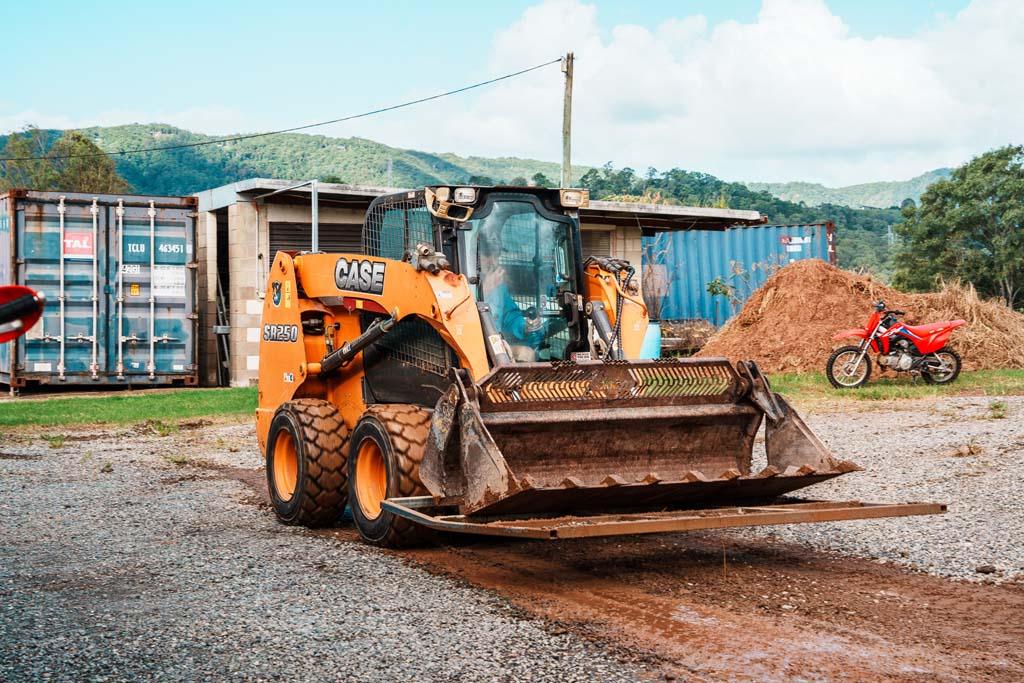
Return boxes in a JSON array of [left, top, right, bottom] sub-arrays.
[[826, 345, 872, 389], [921, 347, 962, 385]]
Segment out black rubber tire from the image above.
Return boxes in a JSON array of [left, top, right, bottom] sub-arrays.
[[348, 404, 434, 548], [921, 347, 962, 385], [826, 345, 872, 389], [266, 399, 349, 527]]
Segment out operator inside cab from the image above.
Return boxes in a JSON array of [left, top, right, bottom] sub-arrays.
[[477, 234, 545, 361], [467, 199, 571, 363]]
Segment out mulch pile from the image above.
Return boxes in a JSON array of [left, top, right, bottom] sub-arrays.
[[696, 259, 1024, 373]]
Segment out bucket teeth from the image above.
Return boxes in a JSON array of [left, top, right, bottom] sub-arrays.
[[719, 468, 742, 481], [783, 464, 818, 476], [641, 473, 662, 484], [753, 465, 780, 479], [519, 475, 536, 490], [681, 470, 710, 483], [601, 474, 628, 487], [836, 459, 863, 473], [559, 476, 584, 489]]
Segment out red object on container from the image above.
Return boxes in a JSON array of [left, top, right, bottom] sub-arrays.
[[0, 285, 45, 343]]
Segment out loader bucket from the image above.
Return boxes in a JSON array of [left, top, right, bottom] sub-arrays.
[[419, 358, 859, 518]]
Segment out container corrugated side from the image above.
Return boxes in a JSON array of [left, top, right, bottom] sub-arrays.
[[645, 222, 835, 326], [2, 190, 198, 389]]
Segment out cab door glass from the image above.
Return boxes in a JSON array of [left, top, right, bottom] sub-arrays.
[[468, 201, 572, 362]]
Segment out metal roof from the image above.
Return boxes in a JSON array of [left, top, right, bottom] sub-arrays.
[[195, 178, 765, 230]]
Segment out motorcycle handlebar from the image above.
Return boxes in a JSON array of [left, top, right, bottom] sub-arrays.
[[0, 294, 39, 326]]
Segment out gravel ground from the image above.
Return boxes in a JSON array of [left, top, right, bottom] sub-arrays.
[[0, 423, 652, 682], [2, 394, 1022, 680], [739, 395, 1024, 582]]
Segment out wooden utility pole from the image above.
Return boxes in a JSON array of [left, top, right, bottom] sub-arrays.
[[561, 52, 574, 188]]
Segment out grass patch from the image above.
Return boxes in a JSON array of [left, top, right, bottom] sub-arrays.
[[139, 419, 179, 437], [987, 400, 1009, 419], [162, 453, 191, 466], [770, 369, 1024, 403], [42, 434, 66, 449], [0, 387, 256, 428]]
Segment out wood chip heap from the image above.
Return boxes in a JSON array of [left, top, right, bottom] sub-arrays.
[[697, 259, 1024, 373]]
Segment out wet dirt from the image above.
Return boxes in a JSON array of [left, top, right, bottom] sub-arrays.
[[194, 432, 1024, 682], [399, 534, 1024, 682]]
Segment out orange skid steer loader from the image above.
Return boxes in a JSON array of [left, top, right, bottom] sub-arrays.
[[255, 186, 943, 546]]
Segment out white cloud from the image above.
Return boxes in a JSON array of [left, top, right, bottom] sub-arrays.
[[5, 1, 1021, 185], [376, 0, 1024, 185]]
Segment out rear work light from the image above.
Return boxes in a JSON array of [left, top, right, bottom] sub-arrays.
[[453, 187, 477, 204], [559, 189, 589, 208]]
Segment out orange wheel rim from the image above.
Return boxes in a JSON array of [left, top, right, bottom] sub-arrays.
[[273, 430, 298, 502], [355, 438, 387, 520]]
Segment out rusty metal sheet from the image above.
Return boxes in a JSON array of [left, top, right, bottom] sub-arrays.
[[381, 496, 947, 540]]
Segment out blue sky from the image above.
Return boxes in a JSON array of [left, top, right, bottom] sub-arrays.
[[4, 0, 1015, 185]]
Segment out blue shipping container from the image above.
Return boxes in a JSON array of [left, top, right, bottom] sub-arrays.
[[644, 223, 835, 326], [1, 190, 198, 389]]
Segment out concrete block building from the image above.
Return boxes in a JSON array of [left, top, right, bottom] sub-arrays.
[[195, 178, 764, 386]]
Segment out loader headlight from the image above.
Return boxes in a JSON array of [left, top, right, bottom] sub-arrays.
[[559, 189, 589, 208], [453, 187, 477, 204]]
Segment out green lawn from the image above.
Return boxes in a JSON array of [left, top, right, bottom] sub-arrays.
[[1, 369, 1021, 429], [0, 387, 257, 428], [769, 369, 1024, 402]]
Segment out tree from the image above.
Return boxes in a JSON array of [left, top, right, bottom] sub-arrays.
[[893, 145, 1024, 308], [0, 127, 131, 193], [530, 172, 554, 188], [0, 126, 57, 190], [49, 131, 131, 193], [510, 176, 528, 186]]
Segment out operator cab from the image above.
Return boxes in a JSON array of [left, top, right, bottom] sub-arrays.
[[361, 185, 590, 364]]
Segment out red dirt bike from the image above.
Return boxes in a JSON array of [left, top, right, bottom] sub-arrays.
[[0, 285, 46, 343], [827, 300, 965, 388]]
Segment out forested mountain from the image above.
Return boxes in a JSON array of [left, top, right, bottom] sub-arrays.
[[0, 124, 591, 197], [744, 168, 951, 208], [2, 123, 922, 278]]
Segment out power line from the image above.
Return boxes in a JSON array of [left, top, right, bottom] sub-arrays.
[[1, 57, 562, 162]]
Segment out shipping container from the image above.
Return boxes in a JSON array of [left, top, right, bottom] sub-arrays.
[[0, 190, 198, 389], [644, 222, 835, 326]]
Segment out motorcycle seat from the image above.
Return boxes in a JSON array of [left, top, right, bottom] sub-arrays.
[[899, 320, 966, 336]]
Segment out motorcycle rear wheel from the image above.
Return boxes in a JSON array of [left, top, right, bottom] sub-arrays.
[[921, 347, 961, 385], [826, 345, 872, 389]]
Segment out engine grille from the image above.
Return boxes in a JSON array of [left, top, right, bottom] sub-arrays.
[[371, 315, 451, 377]]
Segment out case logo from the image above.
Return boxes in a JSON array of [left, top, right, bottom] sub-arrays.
[[271, 281, 282, 306], [335, 258, 385, 295], [263, 324, 298, 342]]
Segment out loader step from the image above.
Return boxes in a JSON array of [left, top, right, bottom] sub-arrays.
[[381, 496, 946, 540]]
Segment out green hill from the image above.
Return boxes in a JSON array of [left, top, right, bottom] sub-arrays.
[[0, 123, 592, 197], [744, 168, 951, 208], [1, 123, 905, 278]]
